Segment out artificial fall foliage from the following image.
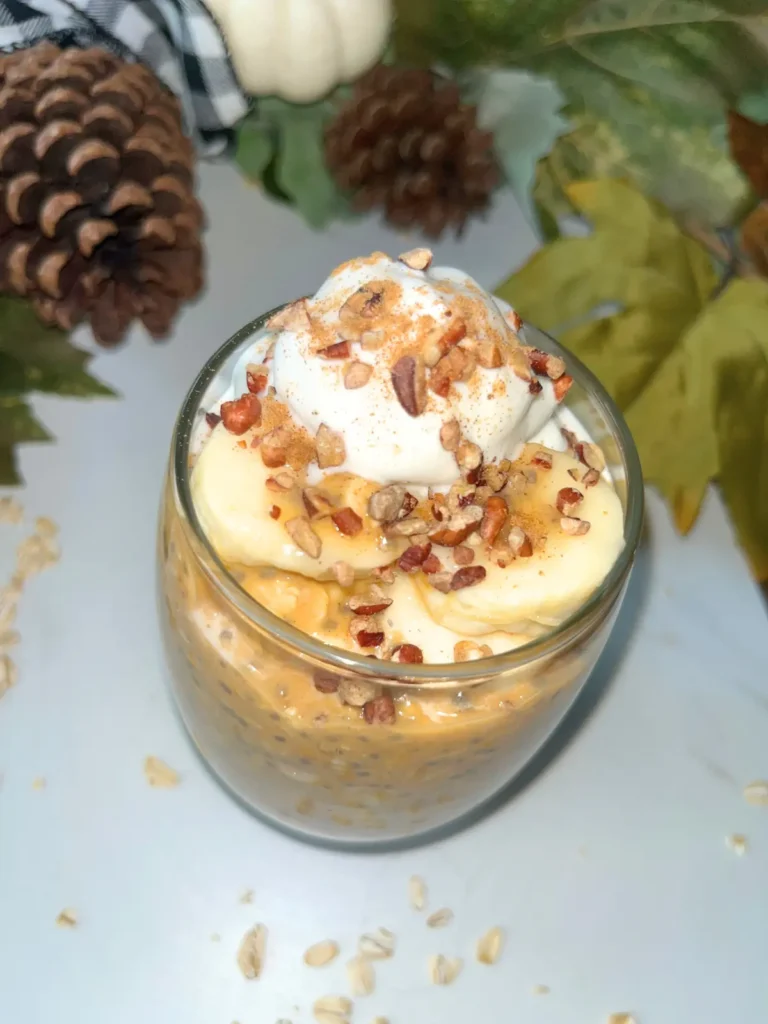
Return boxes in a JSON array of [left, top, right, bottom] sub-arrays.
[[496, 179, 768, 581]]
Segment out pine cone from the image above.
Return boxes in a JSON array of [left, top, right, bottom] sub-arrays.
[[324, 66, 499, 238], [0, 42, 204, 345]]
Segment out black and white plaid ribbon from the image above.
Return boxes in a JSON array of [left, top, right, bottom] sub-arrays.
[[0, 0, 248, 152]]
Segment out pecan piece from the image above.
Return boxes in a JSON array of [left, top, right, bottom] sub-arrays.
[[319, 340, 350, 359], [476, 340, 503, 369], [349, 585, 392, 615], [331, 560, 354, 587], [582, 467, 601, 487], [531, 449, 553, 470], [454, 640, 493, 662], [391, 643, 424, 664], [246, 363, 268, 393], [523, 347, 566, 380], [453, 545, 475, 565], [269, 504, 281, 519], [391, 354, 427, 416], [579, 443, 606, 472], [429, 345, 473, 396], [423, 318, 467, 367], [553, 374, 573, 402], [302, 487, 335, 519], [266, 472, 294, 492], [428, 571, 454, 593], [372, 564, 396, 585], [421, 552, 443, 574], [528, 378, 543, 395], [555, 487, 584, 516], [399, 492, 419, 519], [451, 565, 487, 590], [561, 516, 591, 536], [344, 360, 373, 389], [331, 507, 363, 536], [480, 495, 508, 545], [428, 505, 483, 546], [353, 628, 385, 650], [386, 518, 429, 537], [398, 247, 432, 271], [267, 298, 311, 332], [398, 542, 432, 573], [220, 394, 262, 435], [508, 525, 533, 557], [439, 419, 461, 452], [368, 484, 407, 523], [315, 423, 346, 468], [340, 282, 388, 321], [313, 669, 340, 694], [506, 309, 523, 332], [285, 516, 322, 558], [205, 411, 220, 428], [456, 440, 482, 473], [363, 694, 396, 724], [339, 678, 379, 707], [481, 463, 507, 492]]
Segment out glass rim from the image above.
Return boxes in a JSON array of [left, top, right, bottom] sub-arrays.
[[172, 303, 644, 686]]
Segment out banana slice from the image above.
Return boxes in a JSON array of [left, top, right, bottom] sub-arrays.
[[191, 424, 405, 578], [415, 445, 624, 635]]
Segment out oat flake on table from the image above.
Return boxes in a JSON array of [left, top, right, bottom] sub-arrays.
[[143, 756, 180, 788], [56, 908, 78, 928], [236, 923, 267, 979], [743, 780, 768, 806]]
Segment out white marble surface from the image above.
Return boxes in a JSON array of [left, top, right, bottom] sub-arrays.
[[1, 163, 767, 1024]]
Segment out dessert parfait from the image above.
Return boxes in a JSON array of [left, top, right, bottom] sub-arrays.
[[159, 249, 642, 845]]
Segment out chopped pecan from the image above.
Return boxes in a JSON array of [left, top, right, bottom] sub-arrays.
[[246, 364, 268, 393], [398, 543, 432, 572], [368, 484, 407, 523], [266, 472, 295, 492], [205, 411, 220, 428], [582, 467, 601, 487], [447, 482, 476, 513], [285, 516, 322, 558], [331, 507, 363, 536], [398, 247, 432, 271], [269, 505, 281, 520], [315, 423, 346, 468], [508, 345, 533, 382], [531, 449, 553, 470], [220, 394, 262, 435], [344, 360, 373, 389], [456, 440, 482, 473], [528, 378, 543, 395], [313, 669, 340, 694], [523, 347, 566, 380], [349, 585, 393, 615], [451, 565, 487, 590], [428, 571, 454, 593], [481, 464, 507, 496], [391, 643, 424, 664], [423, 318, 467, 367], [331, 560, 355, 587], [439, 419, 461, 452], [474, 484, 493, 505], [351, 615, 386, 648], [428, 505, 483, 546], [319, 340, 350, 359], [568, 468, 580, 480], [363, 694, 396, 724], [340, 282, 389, 321], [358, 328, 386, 349], [476, 340, 503, 369], [302, 487, 335, 519], [580, 442, 606, 472], [421, 553, 442, 574], [508, 525, 533, 557], [480, 496, 508, 545], [506, 309, 523, 332], [371, 564, 395, 585], [561, 516, 591, 536], [454, 640, 493, 662], [339, 678, 379, 707], [261, 424, 290, 467], [386, 517, 430, 537], [267, 298, 311, 332], [553, 374, 573, 402], [429, 345, 473, 396], [391, 354, 427, 416], [453, 545, 475, 565], [556, 487, 584, 516], [399, 492, 419, 519]]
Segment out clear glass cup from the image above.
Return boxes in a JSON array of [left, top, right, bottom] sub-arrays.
[[158, 308, 643, 848]]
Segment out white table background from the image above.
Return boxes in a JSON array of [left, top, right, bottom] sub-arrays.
[[1, 164, 767, 1024]]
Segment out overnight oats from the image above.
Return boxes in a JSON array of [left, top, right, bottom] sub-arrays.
[[158, 249, 642, 845]]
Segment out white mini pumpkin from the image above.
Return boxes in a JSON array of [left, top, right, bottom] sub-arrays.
[[207, 0, 392, 103]]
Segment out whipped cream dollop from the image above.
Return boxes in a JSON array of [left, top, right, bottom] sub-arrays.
[[220, 252, 559, 488]]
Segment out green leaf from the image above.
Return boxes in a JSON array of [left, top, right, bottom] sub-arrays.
[[463, 69, 569, 229], [0, 398, 51, 445], [234, 111, 275, 182], [0, 444, 20, 486]]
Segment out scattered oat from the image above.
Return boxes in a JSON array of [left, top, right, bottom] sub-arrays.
[[726, 833, 748, 855], [237, 923, 267, 979], [56, 908, 78, 928], [743, 780, 768, 806], [347, 955, 375, 996], [0, 654, 17, 699], [143, 756, 180, 788], [313, 994, 352, 1023], [607, 1015, 637, 1024], [532, 984, 550, 996], [304, 939, 340, 967], [428, 954, 462, 985], [426, 908, 454, 929], [476, 926, 504, 964], [0, 497, 23, 523], [409, 874, 427, 911], [370, 1018, 390, 1024], [358, 927, 396, 960], [32, 776, 46, 790], [240, 889, 254, 904]]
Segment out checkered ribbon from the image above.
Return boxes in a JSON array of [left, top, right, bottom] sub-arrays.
[[0, 0, 248, 152]]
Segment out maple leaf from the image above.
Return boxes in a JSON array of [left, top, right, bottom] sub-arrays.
[[497, 179, 768, 579]]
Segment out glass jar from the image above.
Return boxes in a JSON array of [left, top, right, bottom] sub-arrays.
[[157, 310, 643, 848]]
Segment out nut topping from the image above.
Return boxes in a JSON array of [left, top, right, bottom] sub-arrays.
[[246, 364, 269, 393], [205, 411, 220, 428], [439, 419, 461, 452], [331, 560, 354, 586], [338, 678, 378, 706], [363, 694, 396, 724], [391, 354, 427, 416], [285, 516, 322, 557], [267, 298, 311, 332], [428, 571, 454, 592], [523, 347, 566, 380], [340, 281, 390, 321], [220, 393, 262, 435], [453, 545, 475, 565], [260, 424, 290, 467], [531, 449, 553, 470], [349, 585, 393, 615], [399, 492, 419, 519], [582, 467, 601, 487], [331, 507, 363, 536], [344, 360, 373, 389], [266, 472, 294, 492], [303, 487, 335, 518], [423, 318, 468, 367], [386, 517, 430, 537], [349, 616, 385, 647], [368, 484, 407, 522], [315, 423, 346, 468], [421, 552, 443, 573], [429, 345, 473, 396], [398, 247, 432, 270], [508, 525, 533, 557], [528, 378, 543, 395], [481, 463, 508, 492], [398, 543, 432, 572], [580, 443, 606, 472], [454, 640, 493, 662], [553, 374, 573, 402], [476, 340, 503, 369], [428, 505, 483, 546], [456, 440, 482, 472], [391, 643, 424, 664], [555, 487, 584, 516], [451, 565, 487, 590], [269, 504, 281, 519], [480, 496, 508, 545], [319, 340, 351, 359], [313, 669, 340, 694], [561, 516, 591, 536]]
